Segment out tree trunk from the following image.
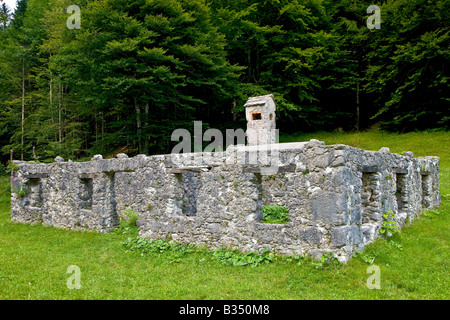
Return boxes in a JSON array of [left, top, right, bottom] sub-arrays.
[[21, 58, 25, 161], [50, 69, 56, 142], [248, 49, 252, 80], [101, 111, 105, 140], [95, 111, 98, 142], [58, 79, 62, 149], [143, 101, 149, 155], [356, 81, 360, 132], [134, 97, 142, 153]]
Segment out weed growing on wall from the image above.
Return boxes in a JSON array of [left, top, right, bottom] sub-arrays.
[[262, 206, 289, 224], [121, 209, 139, 227], [12, 175, 28, 198]]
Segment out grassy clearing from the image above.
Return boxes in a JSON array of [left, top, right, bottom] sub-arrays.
[[0, 130, 448, 299]]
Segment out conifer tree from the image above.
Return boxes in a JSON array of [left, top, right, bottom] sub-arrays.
[[60, 0, 242, 155]]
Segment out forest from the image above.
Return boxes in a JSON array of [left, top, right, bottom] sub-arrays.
[[0, 0, 448, 163]]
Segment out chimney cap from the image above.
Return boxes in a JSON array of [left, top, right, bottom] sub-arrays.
[[244, 94, 276, 107]]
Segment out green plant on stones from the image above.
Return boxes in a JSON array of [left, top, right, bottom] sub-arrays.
[[311, 252, 340, 269], [122, 237, 196, 263], [13, 186, 29, 198], [354, 251, 378, 264], [286, 254, 306, 266], [212, 247, 275, 267], [262, 205, 289, 224], [379, 210, 399, 236], [387, 240, 403, 251], [121, 209, 139, 227], [122, 237, 275, 267], [6, 161, 19, 175], [12, 177, 29, 198]]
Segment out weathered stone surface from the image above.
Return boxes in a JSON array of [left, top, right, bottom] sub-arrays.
[[310, 191, 346, 225], [10, 142, 440, 262], [331, 225, 362, 248], [403, 151, 414, 158], [116, 153, 128, 159]]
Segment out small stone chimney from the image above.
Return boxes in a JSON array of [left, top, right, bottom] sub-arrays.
[[245, 94, 277, 146]]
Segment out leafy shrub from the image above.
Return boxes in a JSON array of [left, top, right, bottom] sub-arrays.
[[11, 176, 29, 198], [311, 252, 340, 269], [379, 210, 399, 236], [0, 163, 7, 176], [13, 186, 29, 198], [123, 237, 276, 267], [354, 251, 378, 264], [6, 161, 19, 175], [387, 240, 403, 251], [121, 209, 139, 227], [122, 237, 195, 263], [212, 247, 275, 267], [262, 205, 289, 224], [285, 254, 306, 266]]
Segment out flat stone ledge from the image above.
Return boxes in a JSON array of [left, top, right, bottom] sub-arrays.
[[243, 164, 296, 174], [166, 166, 212, 174], [22, 173, 49, 179]]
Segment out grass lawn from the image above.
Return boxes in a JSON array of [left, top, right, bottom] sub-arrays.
[[0, 129, 448, 300]]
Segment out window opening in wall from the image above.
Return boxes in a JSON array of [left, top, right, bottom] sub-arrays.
[[27, 178, 42, 208], [251, 112, 262, 120], [421, 174, 432, 209], [396, 174, 408, 213], [79, 178, 93, 210], [179, 172, 200, 216], [361, 172, 379, 223], [106, 172, 120, 229], [258, 173, 289, 224], [253, 173, 263, 221], [269, 113, 274, 121]]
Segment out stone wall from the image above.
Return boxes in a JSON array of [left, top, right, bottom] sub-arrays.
[[10, 140, 440, 262]]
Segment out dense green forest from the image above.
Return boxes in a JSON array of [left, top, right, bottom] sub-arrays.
[[0, 0, 448, 163]]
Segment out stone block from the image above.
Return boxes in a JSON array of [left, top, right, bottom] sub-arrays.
[[310, 191, 346, 225], [331, 225, 361, 248], [299, 227, 322, 245]]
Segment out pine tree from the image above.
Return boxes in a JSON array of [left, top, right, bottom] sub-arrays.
[[365, 0, 449, 131], [59, 0, 242, 155], [0, 1, 11, 29], [210, 0, 346, 132]]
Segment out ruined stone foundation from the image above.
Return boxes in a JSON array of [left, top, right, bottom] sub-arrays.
[[11, 140, 440, 262]]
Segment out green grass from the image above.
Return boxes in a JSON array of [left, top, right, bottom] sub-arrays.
[[0, 129, 448, 299]]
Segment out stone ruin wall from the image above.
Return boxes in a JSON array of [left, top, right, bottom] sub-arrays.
[[10, 140, 440, 262]]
